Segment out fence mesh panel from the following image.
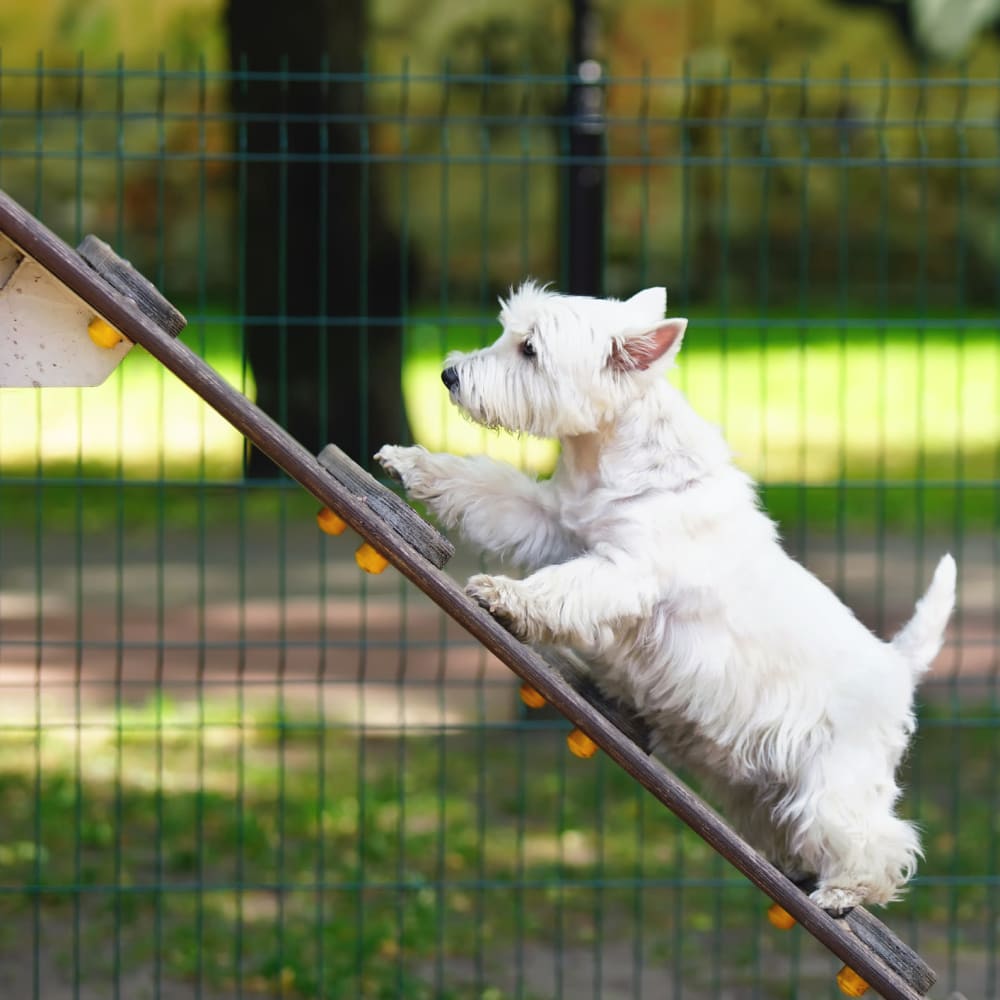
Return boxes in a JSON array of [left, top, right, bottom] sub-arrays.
[[0, 61, 997, 999]]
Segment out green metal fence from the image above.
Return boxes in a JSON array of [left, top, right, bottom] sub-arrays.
[[0, 61, 997, 999]]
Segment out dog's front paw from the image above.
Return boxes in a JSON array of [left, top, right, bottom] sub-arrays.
[[466, 574, 530, 641], [374, 444, 419, 483], [374, 445, 437, 499]]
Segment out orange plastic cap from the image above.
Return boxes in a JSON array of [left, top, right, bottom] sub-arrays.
[[519, 683, 547, 709], [87, 317, 124, 349], [567, 728, 598, 758], [766, 903, 796, 931], [355, 542, 389, 574], [836, 966, 869, 997], [316, 507, 348, 536]]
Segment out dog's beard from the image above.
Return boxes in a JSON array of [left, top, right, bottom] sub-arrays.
[[448, 359, 602, 439], [449, 375, 538, 437], [453, 396, 529, 437], [454, 398, 508, 434]]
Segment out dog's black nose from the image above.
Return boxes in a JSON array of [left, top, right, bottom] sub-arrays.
[[441, 367, 460, 391]]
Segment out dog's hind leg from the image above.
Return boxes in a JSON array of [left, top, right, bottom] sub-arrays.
[[789, 750, 920, 911]]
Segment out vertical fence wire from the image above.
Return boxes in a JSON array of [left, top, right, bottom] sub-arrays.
[[110, 52, 124, 1000]]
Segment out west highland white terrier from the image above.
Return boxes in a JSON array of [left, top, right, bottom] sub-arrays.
[[375, 281, 956, 911]]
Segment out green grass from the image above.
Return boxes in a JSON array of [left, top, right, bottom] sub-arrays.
[[1, 306, 998, 532], [0, 696, 993, 997]]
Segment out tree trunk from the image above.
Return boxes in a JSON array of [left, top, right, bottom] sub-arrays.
[[226, 0, 412, 477]]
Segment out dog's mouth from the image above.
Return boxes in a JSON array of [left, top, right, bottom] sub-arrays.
[[447, 385, 520, 436], [456, 399, 508, 435]]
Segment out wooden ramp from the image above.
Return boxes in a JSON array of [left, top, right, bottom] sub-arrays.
[[0, 187, 938, 1000]]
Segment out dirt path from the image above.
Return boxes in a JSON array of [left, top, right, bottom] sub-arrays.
[[1, 525, 995, 727]]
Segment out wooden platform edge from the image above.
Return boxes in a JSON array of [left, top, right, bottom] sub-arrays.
[[0, 186, 937, 1000]]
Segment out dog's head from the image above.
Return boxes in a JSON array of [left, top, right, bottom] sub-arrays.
[[441, 280, 687, 438]]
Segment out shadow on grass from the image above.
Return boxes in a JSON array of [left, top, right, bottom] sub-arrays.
[[0, 698, 994, 997]]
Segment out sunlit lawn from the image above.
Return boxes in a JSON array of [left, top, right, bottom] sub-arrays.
[[0, 320, 252, 480], [1, 308, 998, 528]]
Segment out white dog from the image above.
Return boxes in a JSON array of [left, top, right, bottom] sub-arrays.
[[375, 281, 956, 911]]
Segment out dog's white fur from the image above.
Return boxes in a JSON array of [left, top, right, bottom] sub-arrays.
[[376, 281, 956, 911]]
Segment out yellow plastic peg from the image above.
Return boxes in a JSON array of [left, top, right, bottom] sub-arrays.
[[766, 903, 796, 930], [87, 316, 124, 349], [316, 507, 348, 536], [355, 542, 389, 574], [836, 966, 869, 997], [519, 683, 547, 709], [567, 728, 598, 758]]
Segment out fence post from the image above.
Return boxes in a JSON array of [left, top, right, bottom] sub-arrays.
[[564, 0, 605, 296]]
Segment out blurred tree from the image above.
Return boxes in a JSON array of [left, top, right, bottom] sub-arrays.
[[227, 0, 412, 476]]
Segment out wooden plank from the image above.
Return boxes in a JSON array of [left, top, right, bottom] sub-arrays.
[[791, 876, 935, 994], [316, 443, 454, 568], [76, 235, 186, 338], [841, 908, 936, 996], [0, 192, 185, 339], [0, 186, 935, 1000]]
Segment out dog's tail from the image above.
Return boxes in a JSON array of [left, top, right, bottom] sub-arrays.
[[891, 554, 957, 677]]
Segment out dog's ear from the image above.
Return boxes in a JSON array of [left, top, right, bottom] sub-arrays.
[[611, 318, 687, 372], [626, 287, 667, 324]]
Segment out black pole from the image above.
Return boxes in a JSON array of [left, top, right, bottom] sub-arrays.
[[564, 0, 606, 296]]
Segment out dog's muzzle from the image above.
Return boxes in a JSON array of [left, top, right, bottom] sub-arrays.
[[441, 367, 460, 391]]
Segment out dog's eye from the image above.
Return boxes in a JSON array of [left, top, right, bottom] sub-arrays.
[[520, 340, 536, 359]]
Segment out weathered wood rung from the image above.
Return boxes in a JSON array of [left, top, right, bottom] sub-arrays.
[[788, 877, 935, 995], [839, 906, 935, 995], [316, 443, 455, 569], [77, 235, 186, 338]]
